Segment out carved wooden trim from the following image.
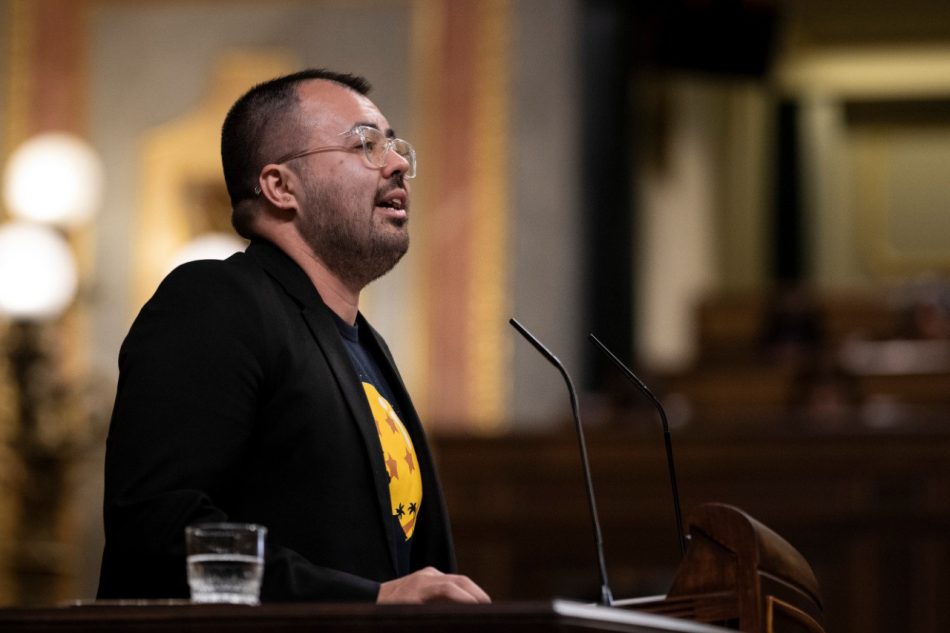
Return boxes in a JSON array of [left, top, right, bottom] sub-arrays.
[[766, 595, 825, 633]]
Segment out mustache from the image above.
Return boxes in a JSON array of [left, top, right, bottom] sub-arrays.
[[375, 174, 409, 205], [387, 171, 406, 189]]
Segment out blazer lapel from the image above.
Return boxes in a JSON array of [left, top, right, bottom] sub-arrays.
[[247, 241, 400, 574]]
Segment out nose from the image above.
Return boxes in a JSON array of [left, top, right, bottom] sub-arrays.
[[380, 147, 413, 180]]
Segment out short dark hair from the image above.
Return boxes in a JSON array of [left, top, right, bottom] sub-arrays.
[[220, 69, 372, 238]]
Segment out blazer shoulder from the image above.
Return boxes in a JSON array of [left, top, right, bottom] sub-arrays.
[[128, 254, 282, 350], [148, 253, 276, 309]]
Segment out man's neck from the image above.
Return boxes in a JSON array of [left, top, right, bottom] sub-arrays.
[[279, 240, 361, 325]]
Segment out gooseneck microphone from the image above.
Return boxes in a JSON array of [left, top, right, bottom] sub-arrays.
[[509, 318, 614, 607], [588, 333, 688, 558]]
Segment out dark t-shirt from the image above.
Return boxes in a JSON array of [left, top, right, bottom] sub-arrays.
[[334, 316, 420, 576]]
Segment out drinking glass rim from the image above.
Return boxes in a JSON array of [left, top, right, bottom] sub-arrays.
[[185, 522, 267, 535]]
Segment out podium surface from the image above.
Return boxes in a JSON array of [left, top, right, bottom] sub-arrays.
[[0, 601, 730, 633]]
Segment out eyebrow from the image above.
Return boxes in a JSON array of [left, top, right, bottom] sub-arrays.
[[351, 121, 397, 138]]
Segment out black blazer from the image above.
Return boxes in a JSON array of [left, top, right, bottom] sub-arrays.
[[97, 240, 455, 601]]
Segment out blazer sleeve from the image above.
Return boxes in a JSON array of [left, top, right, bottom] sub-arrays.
[[98, 261, 380, 602]]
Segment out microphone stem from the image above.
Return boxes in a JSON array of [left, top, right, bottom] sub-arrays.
[[510, 319, 614, 606], [663, 429, 687, 557], [589, 334, 688, 558], [565, 378, 614, 606]]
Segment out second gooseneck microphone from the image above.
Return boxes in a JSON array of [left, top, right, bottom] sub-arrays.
[[509, 318, 614, 607], [588, 333, 688, 557]]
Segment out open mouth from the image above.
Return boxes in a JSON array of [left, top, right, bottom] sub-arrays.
[[375, 190, 408, 222], [377, 198, 404, 210]]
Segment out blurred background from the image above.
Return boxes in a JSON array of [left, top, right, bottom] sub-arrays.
[[1, 0, 949, 630]]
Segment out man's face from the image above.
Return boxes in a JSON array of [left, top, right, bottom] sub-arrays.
[[290, 80, 411, 290]]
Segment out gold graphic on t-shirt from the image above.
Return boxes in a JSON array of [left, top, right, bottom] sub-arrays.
[[363, 383, 422, 539]]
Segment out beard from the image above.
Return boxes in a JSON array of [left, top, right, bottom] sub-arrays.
[[297, 168, 409, 291]]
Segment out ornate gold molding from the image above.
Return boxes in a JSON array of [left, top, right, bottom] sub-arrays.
[[2, 0, 31, 158], [408, 0, 444, 423], [409, 0, 510, 430], [0, 0, 34, 604], [134, 51, 293, 312], [467, 0, 509, 430]]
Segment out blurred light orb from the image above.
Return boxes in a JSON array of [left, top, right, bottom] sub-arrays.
[[0, 222, 79, 320], [167, 232, 246, 271], [3, 132, 104, 227]]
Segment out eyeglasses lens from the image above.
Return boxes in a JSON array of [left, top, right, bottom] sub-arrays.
[[359, 128, 416, 178]]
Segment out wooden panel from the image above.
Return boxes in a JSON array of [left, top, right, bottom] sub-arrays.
[[695, 291, 898, 364], [433, 430, 950, 633]]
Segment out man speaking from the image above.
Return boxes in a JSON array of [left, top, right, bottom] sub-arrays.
[[97, 69, 489, 604]]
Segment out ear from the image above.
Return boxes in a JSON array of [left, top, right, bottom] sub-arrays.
[[257, 164, 299, 211]]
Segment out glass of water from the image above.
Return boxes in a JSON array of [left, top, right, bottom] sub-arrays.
[[185, 522, 266, 605]]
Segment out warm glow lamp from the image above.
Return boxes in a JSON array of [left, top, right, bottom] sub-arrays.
[[2, 132, 104, 228], [0, 222, 79, 320]]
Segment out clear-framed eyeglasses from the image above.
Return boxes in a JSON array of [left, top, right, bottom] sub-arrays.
[[259, 125, 416, 191]]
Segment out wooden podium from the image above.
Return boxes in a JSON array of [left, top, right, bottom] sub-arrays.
[[0, 601, 730, 632], [0, 504, 822, 633], [622, 503, 825, 633]]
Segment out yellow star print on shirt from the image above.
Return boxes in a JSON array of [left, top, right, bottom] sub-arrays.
[[362, 382, 422, 540]]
